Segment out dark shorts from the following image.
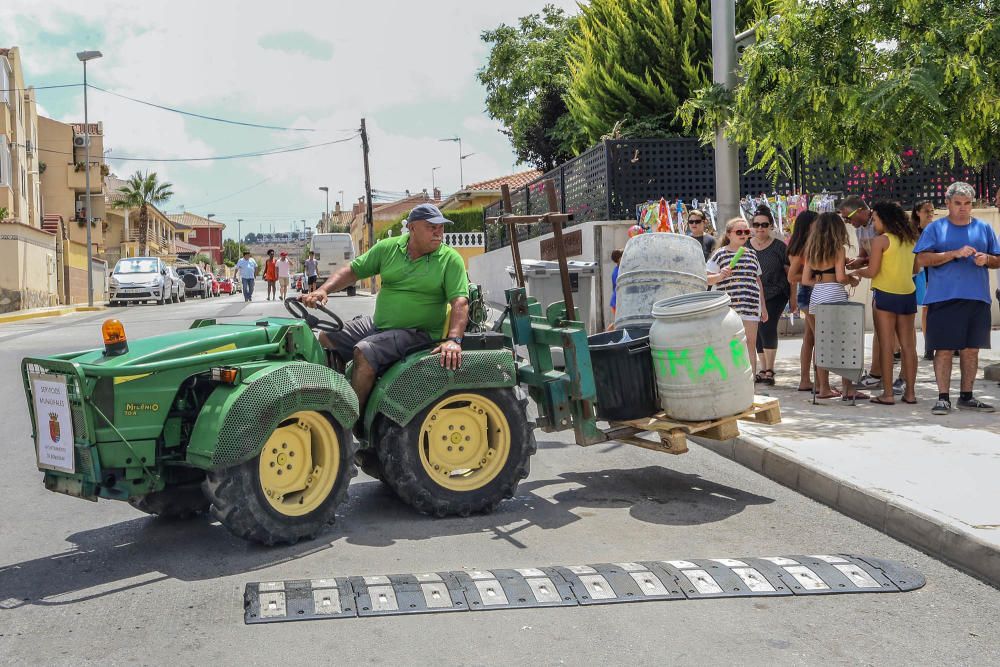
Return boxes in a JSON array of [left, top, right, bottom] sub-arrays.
[[925, 299, 992, 351], [308, 275, 318, 288], [323, 315, 432, 375], [872, 289, 917, 315], [797, 285, 812, 311]]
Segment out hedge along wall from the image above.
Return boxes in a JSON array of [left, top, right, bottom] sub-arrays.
[[378, 207, 485, 240]]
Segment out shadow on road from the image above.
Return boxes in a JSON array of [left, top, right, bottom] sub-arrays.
[[0, 465, 771, 609]]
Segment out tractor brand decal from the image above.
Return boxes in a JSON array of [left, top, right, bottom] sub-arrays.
[[124, 402, 160, 416], [29, 373, 76, 473], [114, 373, 153, 385], [651, 339, 750, 382], [201, 343, 237, 355]]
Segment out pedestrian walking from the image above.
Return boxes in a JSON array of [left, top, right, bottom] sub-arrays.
[[786, 210, 819, 392], [838, 196, 884, 389], [276, 251, 292, 300], [748, 205, 790, 386], [304, 251, 319, 291], [849, 202, 919, 405], [235, 250, 257, 302], [687, 209, 715, 261], [263, 249, 278, 301], [707, 218, 766, 377], [911, 200, 935, 359], [914, 181, 1000, 415], [803, 212, 866, 400]]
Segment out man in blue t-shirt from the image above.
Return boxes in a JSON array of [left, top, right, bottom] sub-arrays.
[[914, 181, 1000, 415]]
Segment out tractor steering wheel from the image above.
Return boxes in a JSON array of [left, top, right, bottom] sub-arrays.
[[284, 297, 345, 333]]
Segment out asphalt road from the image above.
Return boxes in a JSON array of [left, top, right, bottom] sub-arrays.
[[1, 285, 998, 666]]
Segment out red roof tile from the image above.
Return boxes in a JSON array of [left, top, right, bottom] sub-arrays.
[[465, 169, 543, 192]]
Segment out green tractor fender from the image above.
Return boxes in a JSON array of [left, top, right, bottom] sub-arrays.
[[186, 361, 359, 469], [363, 348, 518, 434]]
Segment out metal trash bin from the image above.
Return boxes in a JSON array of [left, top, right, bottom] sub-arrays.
[[506, 260, 598, 368]]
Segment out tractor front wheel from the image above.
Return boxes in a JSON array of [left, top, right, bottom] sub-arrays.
[[375, 388, 535, 517], [203, 410, 357, 545]]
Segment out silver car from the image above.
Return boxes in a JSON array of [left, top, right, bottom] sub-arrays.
[[165, 265, 185, 303], [109, 257, 171, 306]]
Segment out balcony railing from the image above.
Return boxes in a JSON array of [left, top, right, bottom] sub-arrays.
[[66, 163, 104, 192], [444, 232, 484, 248]]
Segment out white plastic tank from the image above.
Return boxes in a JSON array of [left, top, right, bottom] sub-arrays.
[[649, 291, 754, 421], [613, 233, 707, 330]]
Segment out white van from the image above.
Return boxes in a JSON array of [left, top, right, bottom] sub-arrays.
[[311, 233, 357, 296]]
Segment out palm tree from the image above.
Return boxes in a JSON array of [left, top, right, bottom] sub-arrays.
[[112, 170, 174, 256]]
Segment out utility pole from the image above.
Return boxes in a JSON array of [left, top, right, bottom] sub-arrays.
[[711, 0, 740, 222], [360, 117, 376, 294]]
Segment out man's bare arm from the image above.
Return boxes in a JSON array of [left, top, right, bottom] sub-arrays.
[[301, 265, 359, 306], [445, 296, 470, 339], [916, 246, 975, 268]]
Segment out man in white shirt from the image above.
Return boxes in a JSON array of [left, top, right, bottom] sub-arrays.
[[276, 251, 292, 300], [235, 250, 257, 302]]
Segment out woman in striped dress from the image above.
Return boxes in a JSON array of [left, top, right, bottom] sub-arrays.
[[803, 212, 865, 400], [707, 218, 767, 378]]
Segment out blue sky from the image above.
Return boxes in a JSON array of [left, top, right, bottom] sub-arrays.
[[2, 0, 579, 240]]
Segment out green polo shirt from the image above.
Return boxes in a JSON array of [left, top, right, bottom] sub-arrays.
[[351, 234, 469, 337]]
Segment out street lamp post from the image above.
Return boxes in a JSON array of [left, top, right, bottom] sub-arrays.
[[318, 186, 329, 232], [237, 218, 243, 248], [438, 137, 463, 189], [77, 50, 102, 307], [711, 0, 740, 222]]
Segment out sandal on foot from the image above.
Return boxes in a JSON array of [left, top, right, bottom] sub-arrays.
[[754, 371, 766, 383], [797, 385, 814, 392], [870, 396, 895, 405], [763, 370, 775, 386], [842, 391, 870, 401], [815, 389, 842, 399], [901, 397, 917, 404]]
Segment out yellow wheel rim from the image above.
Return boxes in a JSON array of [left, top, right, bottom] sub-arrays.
[[418, 393, 511, 492], [258, 411, 340, 517]]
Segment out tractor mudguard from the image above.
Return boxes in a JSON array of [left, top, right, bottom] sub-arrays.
[[186, 361, 359, 469], [363, 348, 517, 433]]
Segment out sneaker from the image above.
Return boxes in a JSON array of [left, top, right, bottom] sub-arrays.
[[859, 374, 882, 388], [956, 398, 995, 412], [892, 378, 905, 396], [931, 399, 951, 415]]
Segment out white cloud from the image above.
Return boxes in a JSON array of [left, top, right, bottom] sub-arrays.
[[3, 0, 580, 236]]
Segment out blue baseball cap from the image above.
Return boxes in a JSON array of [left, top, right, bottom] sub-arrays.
[[406, 203, 451, 225]]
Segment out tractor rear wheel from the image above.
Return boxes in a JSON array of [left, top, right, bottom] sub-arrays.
[[203, 410, 357, 545], [128, 481, 210, 519], [375, 388, 535, 517]]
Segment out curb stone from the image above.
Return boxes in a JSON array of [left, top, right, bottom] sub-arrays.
[[693, 432, 1000, 588], [0, 305, 107, 324]]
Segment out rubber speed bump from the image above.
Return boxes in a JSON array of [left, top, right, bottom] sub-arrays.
[[243, 554, 924, 624]]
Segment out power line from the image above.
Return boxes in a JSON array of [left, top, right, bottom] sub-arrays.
[[87, 84, 319, 132], [187, 176, 274, 208], [37, 132, 359, 163], [0, 83, 81, 93]]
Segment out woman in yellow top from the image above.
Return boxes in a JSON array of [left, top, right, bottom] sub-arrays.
[[850, 202, 920, 405]]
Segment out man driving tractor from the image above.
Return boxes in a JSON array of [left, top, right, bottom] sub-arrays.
[[301, 203, 470, 417]]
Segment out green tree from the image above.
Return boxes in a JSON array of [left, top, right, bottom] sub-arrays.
[[478, 4, 582, 170], [222, 238, 248, 264], [112, 170, 174, 256], [681, 0, 1000, 175], [565, 0, 773, 150]]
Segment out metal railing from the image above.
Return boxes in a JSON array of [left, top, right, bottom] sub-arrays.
[[444, 232, 484, 248]]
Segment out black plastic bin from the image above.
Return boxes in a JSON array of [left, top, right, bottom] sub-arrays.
[[587, 327, 659, 421]]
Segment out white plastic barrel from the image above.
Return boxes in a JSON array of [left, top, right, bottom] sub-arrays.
[[613, 233, 707, 330], [649, 291, 754, 421]]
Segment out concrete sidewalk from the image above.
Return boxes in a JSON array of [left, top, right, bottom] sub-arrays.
[[0, 304, 106, 324], [695, 331, 1000, 587]]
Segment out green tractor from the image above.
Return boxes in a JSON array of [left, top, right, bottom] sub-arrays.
[[22, 296, 538, 545]]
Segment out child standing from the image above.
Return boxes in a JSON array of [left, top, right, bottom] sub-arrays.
[[606, 248, 623, 331], [707, 218, 767, 377]]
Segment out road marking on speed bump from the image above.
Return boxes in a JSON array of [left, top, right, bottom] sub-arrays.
[[243, 554, 925, 624]]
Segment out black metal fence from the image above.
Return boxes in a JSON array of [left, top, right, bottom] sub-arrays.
[[484, 138, 996, 251]]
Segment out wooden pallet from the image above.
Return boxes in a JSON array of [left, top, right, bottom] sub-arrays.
[[603, 396, 781, 455]]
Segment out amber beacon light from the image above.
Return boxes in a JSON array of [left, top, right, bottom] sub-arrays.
[[101, 319, 129, 356]]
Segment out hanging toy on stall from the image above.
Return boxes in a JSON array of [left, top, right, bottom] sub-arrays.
[[628, 223, 646, 238], [656, 197, 671, 233]]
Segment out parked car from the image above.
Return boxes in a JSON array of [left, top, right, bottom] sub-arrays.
[[165, 265, 185, 303], [219, 278, 235, 295], [175, 264, 212, 299], [109, 257, 172, 306]]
